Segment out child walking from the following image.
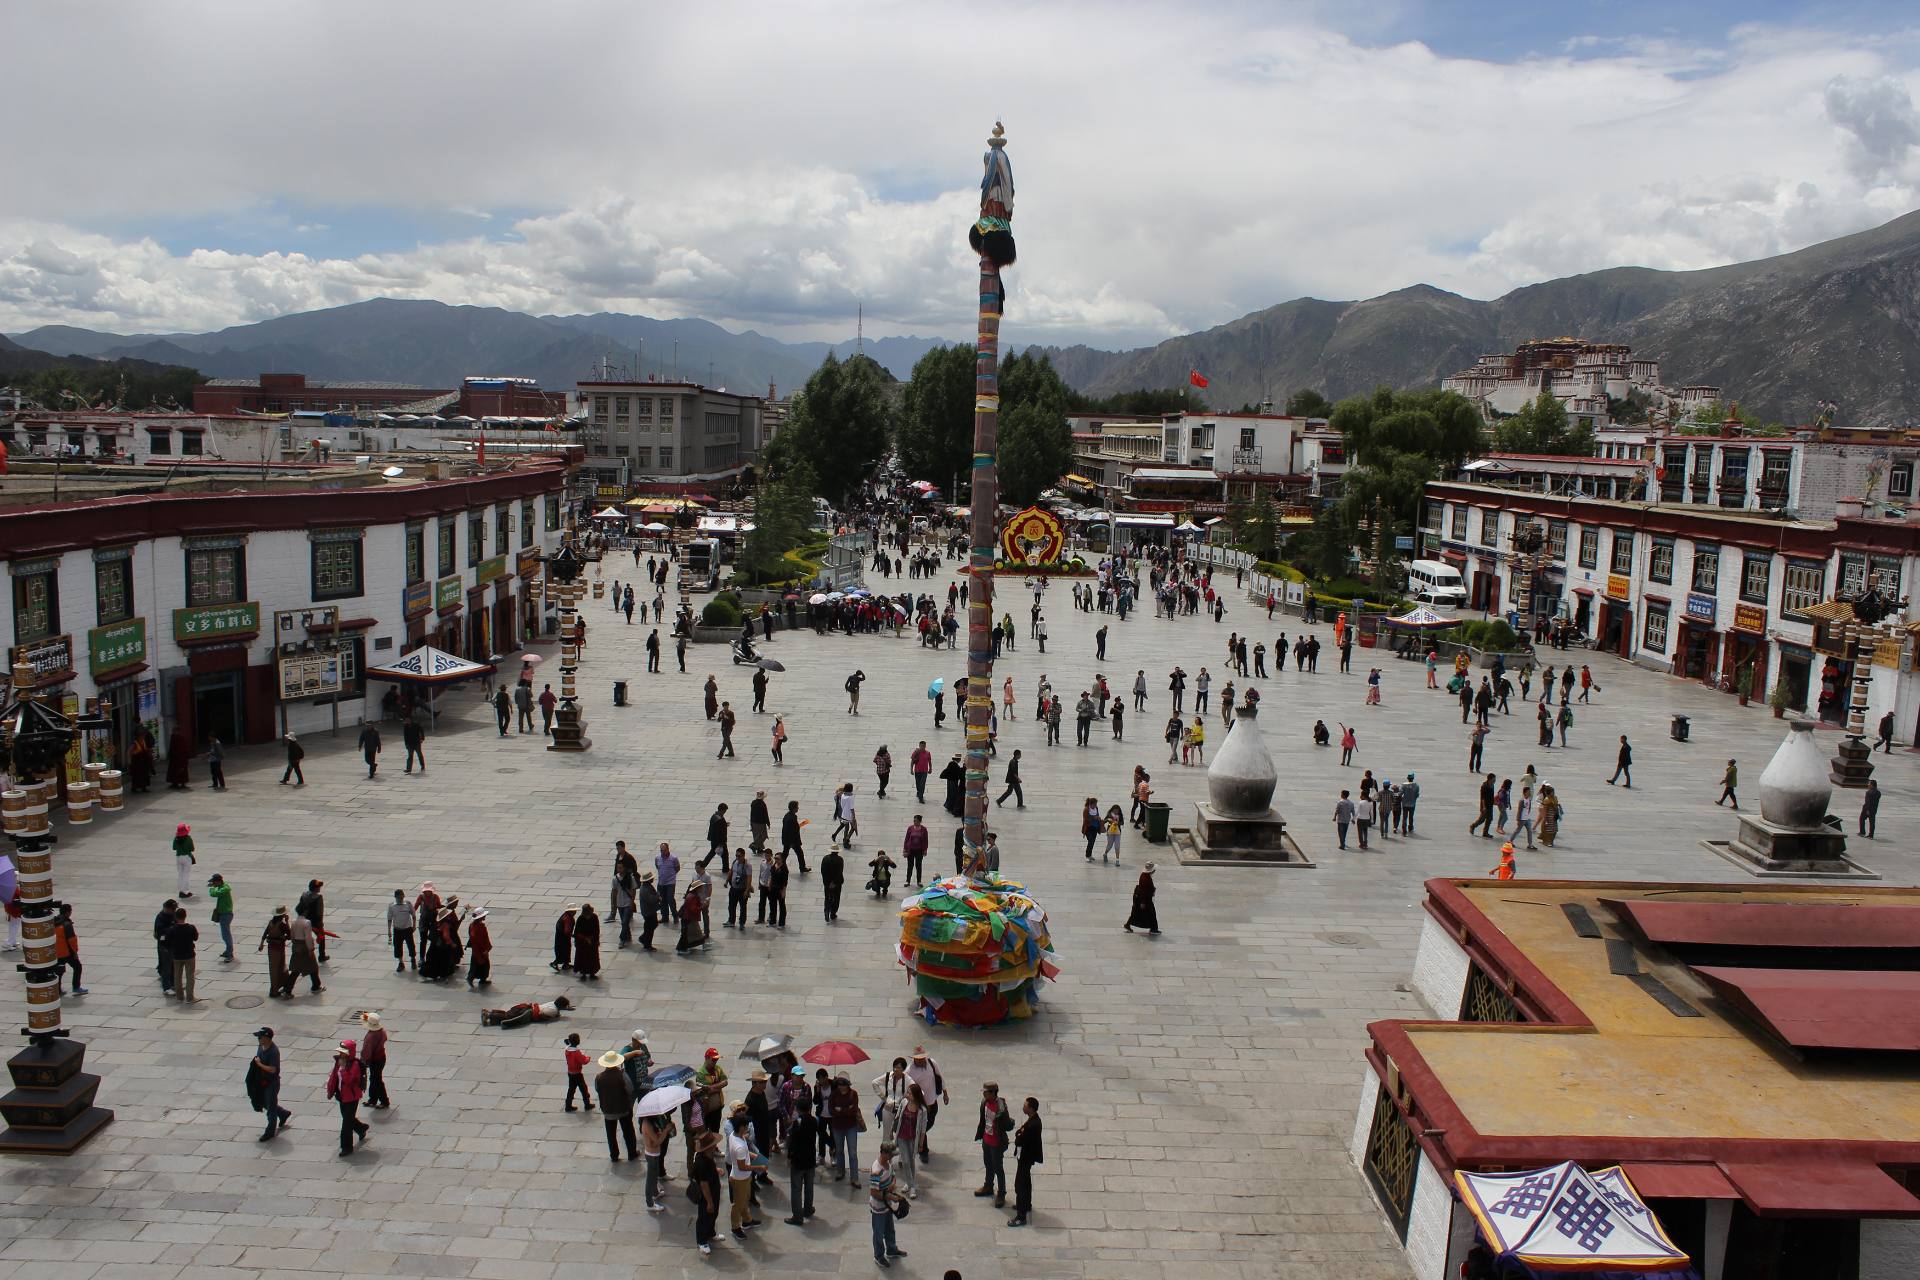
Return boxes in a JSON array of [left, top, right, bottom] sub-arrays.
[[564, 1033, 595, 1112]]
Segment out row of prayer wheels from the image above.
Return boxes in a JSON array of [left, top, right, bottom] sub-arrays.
[[1, 765, 123, 838]]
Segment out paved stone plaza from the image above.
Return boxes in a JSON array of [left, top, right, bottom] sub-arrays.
[[3, 571, 1916, 1280]]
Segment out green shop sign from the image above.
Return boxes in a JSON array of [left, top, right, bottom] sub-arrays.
[[88, 618, 147, 675], [436, 575, 463, 610], [475, 555, 507, 586], [172, 601, 259, 644]]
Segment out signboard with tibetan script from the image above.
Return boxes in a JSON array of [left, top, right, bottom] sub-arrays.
[[475, 554, 507, 586], [1733, 603, 1767, 634], [403, 579, 432, 618], [88, 619, 146, 676], [8, 634, 74, 685], [1685, 593, 1717, 625], [173, 601, 259, 643], [436, 576, 462, 610], [1606, 574, 1632, 600]]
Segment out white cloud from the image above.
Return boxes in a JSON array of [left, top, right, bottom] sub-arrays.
[[0, 1, 1915, 346]]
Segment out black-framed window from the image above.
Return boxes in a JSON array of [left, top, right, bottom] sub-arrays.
[[494, 505, 510, 557], [11, 565, 58, 643], [1781, 559, 1825, 616], [1740, 552, 1771, 605], [405, 524, 425, 585], [1479, 510, 1499, 548], [1760, 450, 1792, 497], [1693, 545, 1719, 593], [437, 519, 456, 577], [311, 532, 364, 602], [1649, 539, 1674, 585], [179, 431, 203, 456], [1450, 506, 1467, 540], [1577, 528, 1599, 568], [1547, 520, 1567, 560], [186, 545, 245, 607], [1870, 554, 1903, 598], [1643, 601, 1670, 653], [146, 428, 171, 456], [1610, 530, 1634, 575], [468, 512, 485, 566], [1891, 461, 1914, 500], [94, 555, 132, 625], [545, 495, 561, 531], [521, 500, 535, 548], [1839, 552, 1867, 596], [1719, 447, 1750, 507]]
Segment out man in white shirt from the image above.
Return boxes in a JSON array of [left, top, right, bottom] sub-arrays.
[[725, 1116, 761, 1238], [872, 1057, 911, 1140], [903, 1047, 948, 1161]]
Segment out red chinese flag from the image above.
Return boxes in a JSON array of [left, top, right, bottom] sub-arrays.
[[1189, 370, 1209, 389]]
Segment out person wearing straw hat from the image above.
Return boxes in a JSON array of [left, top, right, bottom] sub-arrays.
[[466, 908, 492, 989], [326, 1040, 371, 1156], [595, 1049, 638, 1162], [360, 1013, 391, 1109]]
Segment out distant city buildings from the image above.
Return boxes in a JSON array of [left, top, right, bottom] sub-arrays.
[[193, 372, 452, 415], [575, 377, 768, 492]]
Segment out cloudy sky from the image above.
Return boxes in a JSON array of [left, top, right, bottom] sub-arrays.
[[2, 0, 1917, 348]]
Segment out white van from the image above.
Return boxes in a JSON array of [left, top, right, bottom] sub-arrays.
[[1406, 559, 1467, 609]]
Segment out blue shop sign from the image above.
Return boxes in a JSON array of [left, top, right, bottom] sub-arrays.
[[1685, 593, 1717, 624]]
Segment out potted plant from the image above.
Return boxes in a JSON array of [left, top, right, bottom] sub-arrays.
[[1734, 664, 1753, 707], [1767, 677, 1792, 719]]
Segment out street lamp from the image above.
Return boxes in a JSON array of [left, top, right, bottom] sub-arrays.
[[0, 670, 115, 1153]]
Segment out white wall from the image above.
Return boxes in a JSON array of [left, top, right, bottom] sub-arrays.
[[1411, 910, 1471, 1019], [1405, 1151, 1456, 1280]]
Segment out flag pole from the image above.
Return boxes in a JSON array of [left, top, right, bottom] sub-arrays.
[[964, 122, 1016, 878]]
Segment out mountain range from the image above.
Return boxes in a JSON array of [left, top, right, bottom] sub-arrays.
[[11, 207, 1920, 422]]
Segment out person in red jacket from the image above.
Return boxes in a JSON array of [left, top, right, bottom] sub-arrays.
[[359, 1014, 391, 1109], [466, 908, 492, 989], [326, 1040, 371, 1156]]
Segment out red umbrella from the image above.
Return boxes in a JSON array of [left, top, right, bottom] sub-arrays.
[[801, 1040, 869, 1066]]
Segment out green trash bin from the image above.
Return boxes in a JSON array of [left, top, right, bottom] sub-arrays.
[[1144, 801, 1172, 844]]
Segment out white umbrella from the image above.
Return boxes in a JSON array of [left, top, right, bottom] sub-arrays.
[[635, 1084, 691, 1117], [643, 521, 670, 532], [808, 593, 829, 605]]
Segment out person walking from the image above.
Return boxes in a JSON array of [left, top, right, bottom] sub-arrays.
[[55, 905, 87, 996], [402, 717, 426, 773], [1513, 785, 1537, 850], [1604, 733, 1635, 788], [288, 908, 323, 994], [1133, 669, 1148, 712], [902, 816, 929, 886], [172, 823, 197, 898], [1334, 791, 1354, 850], [281, 731, 308, 785], [1490, 842, 1518, 880], [751, 666, 768, 713], [1007, 1096, 1043, 1227], [492, 686, 512, 737], [1557, 702, 1573, 747], [1468, 723, 1488, 773], [150, 897, 178, 992], [358, 722, 383, 776], [465, 907, 493, 988], [1717, 759, 1739, 808], [655, 844, 681, 923], [259, 905, 291, 997], [641, 1102, 674, 1213], [784, 1088, 819, 1225], [996, 750, 1024, 808], [361, 1012, 392, 1109], [1339, 723, 1356, 767], [821, 844, 845, 922], [248, 1027, 292, 1141], [1401, 773, 1420, 833], [538, 684, 557, 735], [716, 701, 737, 758], [780, 800, 809, 873], [1860, 778, 1881, 837], [207, 734, 227, 790], [725, 848, 752, 929], [974, 1082, 1013, 1208], [1124, 862, 1159, 935], [165, 904, 198, 1002], [1469, 773, 1497, 838], [297, 879, 329, 964], [828, 1074, 864, 1185], [874, 744, 893, 797], [327, 1040, 372, 1156], [1537, 784, 1563, 846], [1877, 710, 1896, 753], [771, 714, 789, 763], [846, 669, 866, 715], [207, 873, 236, 961], [910, 741, 933, 802]]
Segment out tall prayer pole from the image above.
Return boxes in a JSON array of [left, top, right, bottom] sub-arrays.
[[963, 123, 1016, 875]]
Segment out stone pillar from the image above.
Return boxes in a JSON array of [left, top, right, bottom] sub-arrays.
[[548, 579, 591, 753], [1831, 623, 1876, 789]]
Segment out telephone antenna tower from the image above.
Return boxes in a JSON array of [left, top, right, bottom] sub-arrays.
[[856, 304, 864, 358]]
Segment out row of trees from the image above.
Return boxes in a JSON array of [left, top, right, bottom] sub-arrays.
[[4, 362, 204, 412]]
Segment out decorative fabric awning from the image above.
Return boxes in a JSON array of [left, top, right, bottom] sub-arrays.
[[1456, 1163, 1691, 1272], [592, 506, 627, 519], [1384, 605, 1459, 630], [364, 646, 496, 686]]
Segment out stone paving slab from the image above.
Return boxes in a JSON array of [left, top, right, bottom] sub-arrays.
[[1, 564, 1914, 1278]]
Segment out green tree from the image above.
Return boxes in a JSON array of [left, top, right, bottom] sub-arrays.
[[1285, 388, 1332, 418], [989, 350, 1073, 506], [1329, 387, 1479, 586], [896, 343, 976, 496], [770, 353, 896, 504], [1493, 391, 1596, 456], [737, 459, 818, 583]]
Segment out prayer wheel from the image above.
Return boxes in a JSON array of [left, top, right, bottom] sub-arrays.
[[20, 913, 56, 969], [97, 770, 124, 811], [24, 973, 63, 1035], [65, 782, 95, 825], [1, 789, 28, 834], [83, 761, 106, 785]]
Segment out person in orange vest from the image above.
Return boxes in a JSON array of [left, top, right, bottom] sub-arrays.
[[1334, 612, 1348, 648], [1489, 842, 1517, 880]]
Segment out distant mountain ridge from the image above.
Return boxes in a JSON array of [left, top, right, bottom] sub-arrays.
[[12, 207, 1920, 421]]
